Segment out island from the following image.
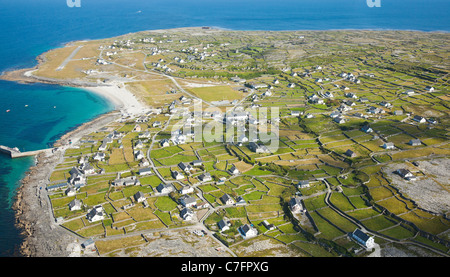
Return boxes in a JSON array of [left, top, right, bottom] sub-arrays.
[[3, 27, 449, 257]]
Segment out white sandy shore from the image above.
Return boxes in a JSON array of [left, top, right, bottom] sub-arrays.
[[82, 82, 147, 116]]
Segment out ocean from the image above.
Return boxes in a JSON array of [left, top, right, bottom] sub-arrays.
[[0, 0, 448, 256]]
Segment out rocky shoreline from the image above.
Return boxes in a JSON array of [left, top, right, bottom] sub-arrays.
[[11, 103, 121, 257], [3, 43, 148, 255]]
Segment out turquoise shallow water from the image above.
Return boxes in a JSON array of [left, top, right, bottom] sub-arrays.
[[0, 81, 114, 256], [0, 0, 448, 256]]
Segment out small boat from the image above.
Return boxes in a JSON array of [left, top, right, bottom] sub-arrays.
[[6, 109, 10, 112], [25, 105, 28, 107]]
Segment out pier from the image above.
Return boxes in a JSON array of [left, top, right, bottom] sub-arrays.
[[0, 145, 53, 158]]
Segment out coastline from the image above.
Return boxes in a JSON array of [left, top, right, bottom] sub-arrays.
[[7, 67, 147, 256], [4, 27, 448, 257]]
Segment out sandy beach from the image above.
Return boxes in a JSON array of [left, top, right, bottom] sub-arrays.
[[82, 82, 147, 116]]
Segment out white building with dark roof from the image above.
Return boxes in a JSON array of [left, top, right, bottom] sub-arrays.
[[69, 199, 82, 211], [289, 196, 304, 213], [220, 193, 235, 205], [350, 229, 375, 249], [134, 191, 146, 203], [239, 224, 258, 239], [180, 207, 194, 221], [408, 139, 422, 146], [86, 205, 104, 223]]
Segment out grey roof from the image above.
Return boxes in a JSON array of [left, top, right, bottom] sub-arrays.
[[218, 219, 229, 230], [69, 167, 82, 176], [180, 207, 194, 217], [239, 224, 254, 235], [352, 229, 370, 243], [345, 149, 356, 157], [289, 197, 302, 207], [87, 206, 103, 219], [199, 172, 212, 181], [134, 191, 145, 200], [139, 168, 152, 174], [69, 199, 82, 209], [156, 183, 174, 193], [181, 196, 197, 205], [81, 238, 95, 248], [220, 193, 233, 204], [47, 183, 68, 191], [298, 180, 310, 186]]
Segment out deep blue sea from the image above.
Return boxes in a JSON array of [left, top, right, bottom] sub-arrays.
[[0, 0, 448, 256]]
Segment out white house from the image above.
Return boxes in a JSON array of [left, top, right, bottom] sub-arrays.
[[172, 170, 184, 180], [134, 191, 146, 203], [138, 167, 152, 176], [179, 186, 194, 195], [65, 187, 77, 197], [220, 193, 235, 205], [171, 134, 186, 145], [324, 91, 334, 98], [68, 199, 82, 211], [408, 139, 422, 146], [351, 229, 375, 249], [218, 219, 231, 232], [180, 195, 197, 208], [361, 125, 373, 133], [133, 124, 142, 132], [198, 172, 212, 182], [298, 180, 310, 188], [396, 169, 414, 180], [180, 207, 194, 221], [413, 115, 426, 123], [93, 152, 106, 161], [228, 165, 240, 175], [404, 89, 415, 96], [239, 224, 258, 239], [191, 160, 203, 167], [289, 197, 304, 213], [98, 142, 108, 151], [291, 110, 301, 117], [156, 183, 175, 194], [346, 149, 357, 158], [112, 176, 140, 187], [178, 162, 193, 173], [382, 142, 395, 150], [262, 220, 275, 231], [248, 142, 271, 154], [86, 205, 104, 223], [334, 117, 346, 124], [134, 150, 145, 160], [160, 139, 170, 147], [134, 140, 144, 149], [345, 92, 357, 99], [68, 167, 86, 186], [425, 86, 435, 92]]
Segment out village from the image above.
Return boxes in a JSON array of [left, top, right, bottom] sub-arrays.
[[24, 28, 449, 257]]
